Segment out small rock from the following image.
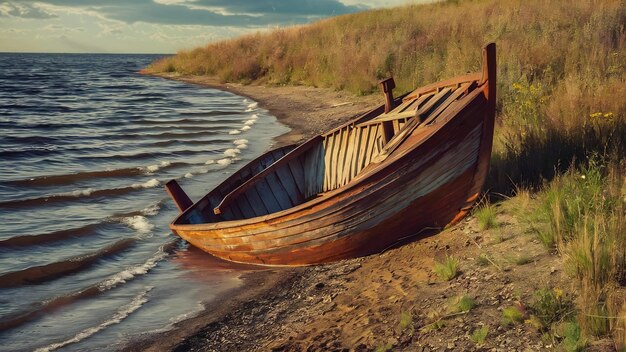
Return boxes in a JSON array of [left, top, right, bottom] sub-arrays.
[[447, 342, 455, 350]]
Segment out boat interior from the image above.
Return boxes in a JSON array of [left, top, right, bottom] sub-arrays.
[[176, 75, 483, 225]]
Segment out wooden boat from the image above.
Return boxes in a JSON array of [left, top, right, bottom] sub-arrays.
[[165, 43, 496, 266]]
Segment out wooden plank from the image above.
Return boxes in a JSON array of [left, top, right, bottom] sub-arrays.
[[305, 144, 325, 198], [392, 119, 400, 134], [422, 83, 470, 125], [328, 129, 342, 191], [264, 171, 293, 209], [286, 158, 305, 196], [416, 87, 452, 120], [335, 127, 350, 189], [274, 165, 304, 206], [235, 194, 256, 218], [341, 127, 356, 186], [214, 136, 322, 214], [255, 179, 283, 214], [350, 126, 364, 179], [364, 124, 379, 166], [323, 132, 336, 191], [356, 125, 370, 174], [244, 188, 268, 217]]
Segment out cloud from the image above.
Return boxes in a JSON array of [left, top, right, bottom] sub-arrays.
[[0, 2, 57, 18], [10, 0, 364, 26]]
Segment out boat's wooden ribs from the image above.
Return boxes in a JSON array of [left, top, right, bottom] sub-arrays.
[[203, 78, 480, 222]]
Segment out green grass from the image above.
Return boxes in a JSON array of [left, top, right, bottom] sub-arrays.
[[476, 253, 491, 267], [520, 160, 625, 344], [451, 295, 476, 313], [502, 305, 525, 326], [398, 311, 413, 332], [433, 256, 459, 281], [514, 255, 532, 266], [475, 202, 498, 230], [470, 325, 489, 346]]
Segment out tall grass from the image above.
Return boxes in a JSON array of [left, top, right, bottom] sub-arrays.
[[530, 160, 625, 344]]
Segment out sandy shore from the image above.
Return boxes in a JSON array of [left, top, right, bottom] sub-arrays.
[[123, 74, 570, 352]]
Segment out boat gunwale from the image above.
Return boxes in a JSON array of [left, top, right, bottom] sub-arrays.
[[170, 76, 487, 232]]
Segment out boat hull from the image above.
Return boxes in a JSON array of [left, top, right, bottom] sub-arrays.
[[172, 89, 492, 266]]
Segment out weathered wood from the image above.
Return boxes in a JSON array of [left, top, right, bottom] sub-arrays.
[[214, 136, 322, 215], [168, 44, 497, 266]]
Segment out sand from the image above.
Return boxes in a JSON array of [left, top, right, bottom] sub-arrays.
[[123, 74, 572, 352]]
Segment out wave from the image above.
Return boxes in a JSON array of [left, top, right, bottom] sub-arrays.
[[247, 102, 258, 109], [0, 239, 136, 288], [0, 243, 174, 332], [240, 126, 251, 131], [223, 148, 241, 158], [179, 110, 241, 117], [0, 179, 161, 209], [228, 130, 241, 135], [120, 215, 154, 234], [0, 223, 101, 247], [216, 158, 232, 166], [142, 161, 171, 174], [34, 287, 153, 352], [7, 167, 146, 187]]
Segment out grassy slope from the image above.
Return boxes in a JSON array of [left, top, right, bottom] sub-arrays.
[[148, 0, 626, 348], [149, 0, 625, 191]]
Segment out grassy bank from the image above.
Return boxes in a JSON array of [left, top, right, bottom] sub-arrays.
[[147, 0, 625, 348]]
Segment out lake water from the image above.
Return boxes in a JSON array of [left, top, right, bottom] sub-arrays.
[[0, 53, 288, 351]]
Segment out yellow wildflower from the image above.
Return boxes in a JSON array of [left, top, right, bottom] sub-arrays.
[[553, 288, 564, 299]]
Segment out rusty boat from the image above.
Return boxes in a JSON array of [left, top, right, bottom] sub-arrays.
[[165, 43, 497, 266]]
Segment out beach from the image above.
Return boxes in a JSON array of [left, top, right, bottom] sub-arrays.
[[123, 75, 576, 352]]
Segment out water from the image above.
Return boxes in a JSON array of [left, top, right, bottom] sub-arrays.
[[0, 53, 289, 351]]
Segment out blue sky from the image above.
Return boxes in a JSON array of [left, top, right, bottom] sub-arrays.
[[0, 0, 429, 53]]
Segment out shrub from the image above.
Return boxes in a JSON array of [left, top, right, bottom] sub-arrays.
[[470, 325, 489, 346]]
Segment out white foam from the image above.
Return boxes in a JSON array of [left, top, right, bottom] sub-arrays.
[[132, 178, 160, 189], [143, 161, 171, 174], [223, 148, 241, 157], [240, 126, 251, 131], [245, 108, 253, 112], [247, 102, 258, 109], [235, 143, 248, 150], [121, 215, 154, 234], [228, 130, 241, 135], [250, 114, 258, 119], [98, 247, 168, 291], [216, 158, 232, 166], [70, 188, 94, 197], [205, 159, 215, 165], [233, 139, 248, 145], [184, 173, 193, 178], [145, 164, 159, 173], [244, 119, 256, 126], [243, 98, 248, 103], [141, 203, 160, 216], [35, 287, 153, 352]]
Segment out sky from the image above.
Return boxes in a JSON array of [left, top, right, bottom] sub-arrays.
[[0, 0, 430, 53]]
